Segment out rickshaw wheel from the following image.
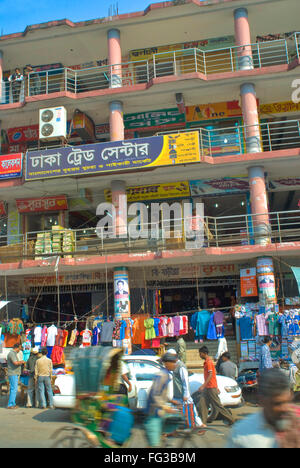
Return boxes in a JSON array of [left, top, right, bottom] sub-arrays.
[[51, 427, 98, 448]]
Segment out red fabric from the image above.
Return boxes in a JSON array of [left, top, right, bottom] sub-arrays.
[[151, 338, 160, 348], [51, 345, 65, 365]]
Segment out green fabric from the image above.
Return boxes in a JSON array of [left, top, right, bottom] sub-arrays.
[[144, 318, 156, 340], [267, 314, 280, 336]]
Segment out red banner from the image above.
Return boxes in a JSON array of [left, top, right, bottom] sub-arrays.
[[7, 125, 39, 144], [0, 153, 23, 179], [0, 201, 6, 216], [16, 195, 68, 213]]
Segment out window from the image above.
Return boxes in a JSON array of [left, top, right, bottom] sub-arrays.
[[126, 360, 162, 381]]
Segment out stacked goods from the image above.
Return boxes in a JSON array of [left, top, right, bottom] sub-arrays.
[[44, 232, 52, 254], [35, 233, 45, 259], [52, 225, 64, 254], [62, 229, 75, 258]]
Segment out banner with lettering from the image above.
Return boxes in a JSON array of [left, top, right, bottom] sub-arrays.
[[16, 195, 68, 213], [0, 153, 23, 179], [189, 177, 249, 196], [240, 268, 258, 297], [25, 132, 200, 181], [104, 181, 190, 202]]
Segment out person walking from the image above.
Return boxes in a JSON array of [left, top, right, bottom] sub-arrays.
[[144, 352, 179, 447], [35, 347, 54, 409], [259, 336, 274, 374], [195, 346, 235, 426], [7, 343, 25, 409], [26, 347, 40, 408], [217, 352, 238, 380], [226, 368, 300, 448], [167, 349, 205, 433]]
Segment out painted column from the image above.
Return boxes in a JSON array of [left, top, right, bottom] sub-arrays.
[[256, 257, 277, 304], [234, 7, 253, 70], [0, 50, 3, 104], [114, 266, 132, 354], [240, 83, 262, 153], [109, 100, 124, 142], [248, 166, 271, 245], [111, 179, 127, 238], [107, 28, 122, 88]]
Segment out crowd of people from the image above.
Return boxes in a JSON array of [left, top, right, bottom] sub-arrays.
[[6, 344, 54, 409]]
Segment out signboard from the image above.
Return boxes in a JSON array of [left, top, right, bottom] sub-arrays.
[[269, 178, 300, 191], [104, 181, 190, 202], [0, 153, 23, 179], [240, 268, 258, 297], [260, 101, 300, 114], [7, 125, 39, 144], [16, 195, 68, 213], [124, 108, 185, 130], [189, 177, 249, 196], [114, 268, 131, 321], [25, 132, 201, 181], [186, 101, 243, 122], [129, 36, 235, 61]]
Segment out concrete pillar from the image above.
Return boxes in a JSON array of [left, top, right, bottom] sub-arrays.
[[108, 28, 122, 88], [0, 51, 3, 104], [240, 83, 262, 153], [234, 7, 253, 70], [248, 166, 271, 245], [109, 100, 124, 142], [256, 257, 277, 304], [111, 179, 127, 238]]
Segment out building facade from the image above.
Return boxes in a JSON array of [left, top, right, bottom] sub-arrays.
[[0, 0, 299, 357]]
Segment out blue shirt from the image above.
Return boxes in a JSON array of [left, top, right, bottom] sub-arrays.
[[259, 344, 273, 372], [239, 316, 253, 340]]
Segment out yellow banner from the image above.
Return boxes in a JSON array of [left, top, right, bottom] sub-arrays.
[[186, 101, 242, 122], [259, 101, 300, 114], [105, 181, 190, 202]]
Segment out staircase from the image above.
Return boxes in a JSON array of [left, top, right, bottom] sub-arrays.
[[185, 338, 239, 374]]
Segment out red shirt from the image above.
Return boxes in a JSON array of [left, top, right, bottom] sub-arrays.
[[204, 357, 218, 389]]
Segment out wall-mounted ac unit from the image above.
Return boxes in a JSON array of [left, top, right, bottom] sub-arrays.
[[39, 106, 67, 140]]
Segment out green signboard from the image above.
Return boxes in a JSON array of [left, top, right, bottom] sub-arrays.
[[124, 108, 186, 130]]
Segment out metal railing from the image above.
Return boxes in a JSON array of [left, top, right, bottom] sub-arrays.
[[11, 34, 297, 101], [158, 118, 300, 156], [0, 210, 299, 264]]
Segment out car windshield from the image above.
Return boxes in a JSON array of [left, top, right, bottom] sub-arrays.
[[126, 360, 163, 381]]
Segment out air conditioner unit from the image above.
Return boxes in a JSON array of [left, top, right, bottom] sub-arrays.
[[39, 106, 67, 140]]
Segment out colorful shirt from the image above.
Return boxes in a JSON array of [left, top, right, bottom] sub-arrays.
[[80, 329, 92, 347], [256, 314, 269, 336], [204, 357, 218, 389]]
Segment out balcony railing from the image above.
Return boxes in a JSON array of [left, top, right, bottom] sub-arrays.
[[158, 118, 300, 156], [0, 210, 298, 264], [2, 34, 299, 104]]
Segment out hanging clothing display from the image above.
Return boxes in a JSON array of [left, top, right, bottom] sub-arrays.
[[80, 329, 92, 347], [213, 311, 225, 338], [207, 313, 217, 340], [46, 325, 58, 347], [190, 310, 211, 340], [100, 321, 114, 343], [144, 318, 156, 340]]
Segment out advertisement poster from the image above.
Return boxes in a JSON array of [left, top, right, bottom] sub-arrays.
[[189, 177, 249, 196], [114, 268, 130, 321], [256, 258, 277, 303], [104, 181, 190, 202], [240, 268, 258, 297], [25, 132, 200, 181]]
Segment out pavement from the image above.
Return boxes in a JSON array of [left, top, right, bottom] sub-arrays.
[[0, 391, 260, 448]]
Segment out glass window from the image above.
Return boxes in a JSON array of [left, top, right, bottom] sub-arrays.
[[126, 360, 162, 381]]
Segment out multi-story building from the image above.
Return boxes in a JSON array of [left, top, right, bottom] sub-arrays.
[[0, 0, 299, 359]]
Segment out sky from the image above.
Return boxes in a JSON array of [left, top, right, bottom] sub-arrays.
[[0, 0, 153, 36]]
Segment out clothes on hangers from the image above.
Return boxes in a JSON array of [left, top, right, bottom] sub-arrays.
[[213, 311, 225, 338], [255, 313, 269, 336], [69, 328, 79, 346], [46, 324, 58, 347], [207, 313, 217, 340], [80, 329, 92, 347], [100, 320, 115, 343]]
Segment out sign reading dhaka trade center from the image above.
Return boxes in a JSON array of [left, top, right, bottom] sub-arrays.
[[25, 132, 200, 181]]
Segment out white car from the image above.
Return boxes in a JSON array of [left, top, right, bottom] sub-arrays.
[[53, 355, 242, 410]]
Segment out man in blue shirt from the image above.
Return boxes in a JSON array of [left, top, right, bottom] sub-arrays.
[[259, 336, 273, 373]]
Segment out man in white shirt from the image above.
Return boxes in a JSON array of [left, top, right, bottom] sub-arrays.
[[226, 368, 300, 448]]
